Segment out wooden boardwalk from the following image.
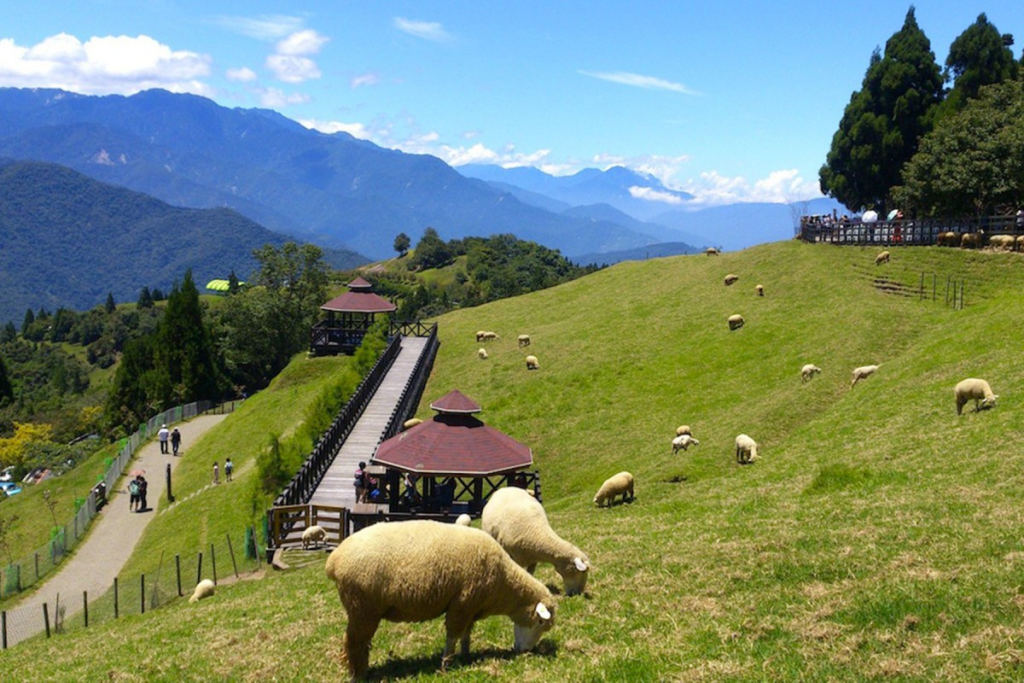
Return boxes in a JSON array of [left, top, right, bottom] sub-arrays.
[[309, 335, 428, 508]]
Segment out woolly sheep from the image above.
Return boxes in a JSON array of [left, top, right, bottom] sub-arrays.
[[525, 355, 539, 370], [475, 330, 486, 342], [724, 274, 740, 286], [518, 334, 531, 348], [302, 525, 327, 550], [954, 378, 999, 415], [850, 364, 880, 388], [593, 472, 634, 507], [875, 250, 890, 265], [189, 578, 215, 604], [478, 331, 499, 341], [705, 247, 720, 256], [989, 235, 1014, 251], [1017, 235, 1024, 250], [325, 520, 555, 680], [961, 232, 981, 249], [455, 513, 472, 527], [937, 231, 958, 247], [675, 425, 692, 437], [403, 418, 423, 430], [755, 284, 764, 297], [478, 348, 489, 360], [482, 487, 591, 596], [671, 434, 700, 454], [735, 434, 758, 465], [801, 364, 822, 383], [728, 314, 745, 331]]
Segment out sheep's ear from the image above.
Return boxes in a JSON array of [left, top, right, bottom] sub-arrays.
[[574, 557, 588, 572], [535, 602, 551, 621]]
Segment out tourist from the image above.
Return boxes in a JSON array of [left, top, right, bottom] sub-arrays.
[[212, 461, 220, 485], [354, 461, 367, 503], [170, 427, 181, 456], [225, 457, 234, 482], [129, 476, 141, 512], [158, 423, 170, 454], [137, 476, 148, 512]]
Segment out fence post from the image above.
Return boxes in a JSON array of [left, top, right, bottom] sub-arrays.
[[211, 543, 217, 585], [43, 603, 50, 638], [919, 272, 924, 300], [196, 552, 203, 585], [175, 555, 182, 597], [83, 590, 88, 628], [227, 534, 239, 579], [2, 610, 6, 650], [140, 575, 145, 614], [114, 577, 119, 618]]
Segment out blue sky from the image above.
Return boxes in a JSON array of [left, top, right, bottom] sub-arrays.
[[0, 1, 1020, 208]]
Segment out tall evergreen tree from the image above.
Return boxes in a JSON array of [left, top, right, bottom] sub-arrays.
[[22, 308, 34, 331], [1, 322, 16, 343], [105, 292, 116, 314], [137, 286, 154, 309], [154, 270, 223, 404], [0, 353, 12, 407], [819, 7, 944, 214], [228, 270, 240, 294], [105, 334, 161, 429], [944, 14, 1017, 110]]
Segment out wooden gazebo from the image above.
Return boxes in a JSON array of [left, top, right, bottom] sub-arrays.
[[310, 277, 396, 355], [368, 390, 540, 519]]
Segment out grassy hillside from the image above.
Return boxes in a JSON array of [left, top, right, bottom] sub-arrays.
[[5, 241, 1024, 680]]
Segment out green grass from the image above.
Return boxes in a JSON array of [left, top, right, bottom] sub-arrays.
[[6, 241, 1024, 680]]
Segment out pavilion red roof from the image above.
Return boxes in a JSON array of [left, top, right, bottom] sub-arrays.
[[430, 389, 481, 414], [347, 277, 373, 290], [320, 277, 395, 313]]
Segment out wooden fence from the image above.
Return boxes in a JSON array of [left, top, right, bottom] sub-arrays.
[[800, 215, 1023, 246]]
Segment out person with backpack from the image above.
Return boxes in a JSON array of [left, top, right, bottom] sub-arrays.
[[225, 458, 234, 482], [128, 476, 141, 511], [354, 461, 367, 503]]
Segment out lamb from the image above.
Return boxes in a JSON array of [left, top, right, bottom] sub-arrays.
[[801, 364, 822, 383], [671, 434, 700, 454], [478, 348, 489, 360], [675, 425, 692, 437], [481, 487, 591, 596], [593, 472, 634, 507], [850, 364, 880, 388], [705, 247, 720, 256], [189, 578, 215, 604], [302, 524, 327, 550], [455, 513, 472, 526], [735, 434, 758, 464], [325, 520, 555, 681], [525, 355, 539, 370], [403, 418, 423, 430], [518, 334, 531, 348], [728, 314, 745, 331], [755, 284, 764, 297], [954, 378, 998, 415], [875, 250, 890, 265], [724, 274, 740, 286]]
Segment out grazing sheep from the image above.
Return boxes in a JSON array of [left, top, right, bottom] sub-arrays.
[[302, 525, 327, 550], [1016, 235, 1024, 251], [728, 314, 745, 331], [801, 364, 822, 383], [989, 235, 1014, 251], [875, 250, 890, 265], [593, 472, 634, 507], [481, 331, 499, 341], [675, 425, 692, 437], [518, 334, 531, 348], [671, 434, 700, 454], [724, 274, 740, 286], [850, 364, 880, 388], [735, 434, 759, 464], [403, 418, 423, 430], [189, 579, 215, 604], [325, 520, 555, 680], [525, 355, 539, 370], [482, 487, 591, 596], [961, 232, 982, 249], [705, 247, 720, 256], [478, 348, 489, 360], [755, 284, 764, 297], [954, 378, 999, 415], [475, 331, 487, 342], [937, 231, 958, 247], [455, 513, 472, 527]]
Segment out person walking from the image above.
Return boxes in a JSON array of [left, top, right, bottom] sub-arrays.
[[170, 428, 181, 456], [224, 458, 234, 482], [158, 424, 170, 454], [354, 461, 366, 503], [212, 461, 220, 485], [128, 476, 141, 512], [137, 476, 148, 512]]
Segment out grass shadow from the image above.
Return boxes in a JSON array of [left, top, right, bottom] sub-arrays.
[[369, 640, 559, 680]]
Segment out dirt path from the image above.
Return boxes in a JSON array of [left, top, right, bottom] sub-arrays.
[[3, 413, 228, 646]]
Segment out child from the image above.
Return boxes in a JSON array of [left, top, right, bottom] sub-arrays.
[[225, 458, 234, 482], [212, 461, 220, 485]]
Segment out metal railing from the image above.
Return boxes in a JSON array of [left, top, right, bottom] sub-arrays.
[[800, 215, 1023, 246]]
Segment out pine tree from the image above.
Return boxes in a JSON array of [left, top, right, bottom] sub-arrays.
[[0, 353, 13, 406], [151, 288, 165, 302], [819, 7, 943, 214], [2, 321, 17, 343], [137, 287, 154, 309], [228, 270, 240, 294], [155, 270, 223, 404], [105, 292, 116, 314], [943, 14, 1017, 111], [22, 308, 34, 331]]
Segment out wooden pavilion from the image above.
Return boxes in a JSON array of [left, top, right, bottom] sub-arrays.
[[310, 277, 396, 355], [366, 390, 540, 520]]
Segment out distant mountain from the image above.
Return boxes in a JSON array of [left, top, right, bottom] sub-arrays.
[[0, 88, 666, 260], [572, 242, 699, 267], [560, 203, 705, 248], [459, 164, 694, 221], [0, 160, 364, 326]]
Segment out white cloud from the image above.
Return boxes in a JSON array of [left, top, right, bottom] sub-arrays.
[[266, 54, 320, 83], [226, 67, 257, 82], [300, 119, 374, 139], [350, 72, 379, 88], [256, 87, 309, 107], [0, 33, 212, 96], [591, 153, 691, 187], [629, 186, 684, 205], [212, 15, 304, 40], [394, 17, 451, 42], [682, 169, 822, 207], [579, 70, 699, 95], [275, 29, 328, 55]]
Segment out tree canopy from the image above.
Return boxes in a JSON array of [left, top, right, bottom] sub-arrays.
[[944, 13, 1017, 110]]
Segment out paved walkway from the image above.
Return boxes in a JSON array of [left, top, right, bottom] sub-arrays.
[[3, 413, 228, 647]]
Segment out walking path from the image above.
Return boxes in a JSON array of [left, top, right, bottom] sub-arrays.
[[3, 413, 228, 647]]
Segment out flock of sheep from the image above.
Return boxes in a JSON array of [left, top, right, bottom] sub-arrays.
[[476, 331, 537, 370]]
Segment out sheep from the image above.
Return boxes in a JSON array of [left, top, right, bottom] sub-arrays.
[[705, 247, 720, 256], [724, 274, 740, 286], [728, 314, 745, 331], [525, 355, 539, 370], [755, 284, 764, 297], [475, 330, 486, 342], [325, 520, 555, 681], [801, 364, 822, 383], [481, 487, 591, 596], [850, 364, 880, 388], [675, 425, 692, 437], [735, 434, 758, 465], [961, 232, 981, 249], [1016, 235, 1024, 251], [954, 378, 998, 415], [989, 235, 1014, 251], [189, 578, 215, 604], [671, 434, 700, 454], [937, 231, 959, 247], [518, 334, 531, 348], [478, 348, 489, 360], [302, 525, 327, 550], [479, 331, 499, 341], [593, 472, 634, 507], [455, 513, 472, 527], [403, 418, 423, 430], [875, 250, 890, 265]]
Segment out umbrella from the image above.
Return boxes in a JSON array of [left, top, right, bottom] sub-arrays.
[[129, 469, 145, 477], [862, 210, 878, 223], [887, 209, 899, 220]]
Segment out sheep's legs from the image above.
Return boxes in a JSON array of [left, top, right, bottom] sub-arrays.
[[342, 616, 379, 681], [443, 613, 474, 669]]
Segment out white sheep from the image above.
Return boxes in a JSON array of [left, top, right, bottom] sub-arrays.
[[481, 487, 591, 596], [455, 513, 472, 527], [875, 250, 890, 265], [518, 334, 531, 347], [671, 434, 700, 454], [755, 284, 764, 297], [850, 364, 880, 388], [189, 578, 215, 604], [989, 235, 1014, 251], [954, 378, 999, 415], [724, 273, 739, 286], [325, 520, 555, 681], [593, 472, 634, 507], [479, 331, 499, 341], [525, 355, 539, 370], [403, 418, 423, 430], [475, 330, 487, 342], [705, 247, 720, 256], [728, 314, 745, 331], [801, 364, 822, 383], [478, 348, 489, 360], [675, 425, 692, 437], [735, 434, 758, 464], [302, 525, 327, 550]]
